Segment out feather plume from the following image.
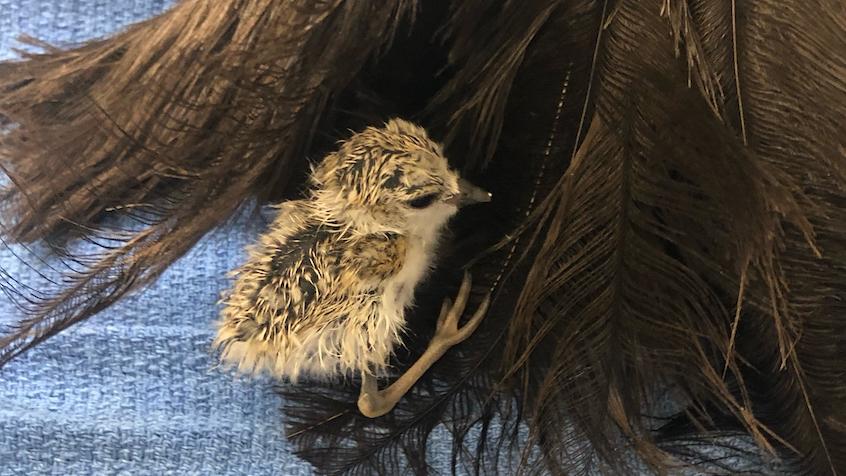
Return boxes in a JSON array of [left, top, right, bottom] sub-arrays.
[[655, 1, 846, 473], [0, 0, 415, 366]]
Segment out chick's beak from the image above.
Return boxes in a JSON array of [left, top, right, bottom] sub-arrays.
[[449, 178, 492, 207]]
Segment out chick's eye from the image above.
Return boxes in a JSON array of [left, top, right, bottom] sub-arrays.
[[407, 193, 439, 209]]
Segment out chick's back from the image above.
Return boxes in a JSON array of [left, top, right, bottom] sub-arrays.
[[214, 201, 408, 381]]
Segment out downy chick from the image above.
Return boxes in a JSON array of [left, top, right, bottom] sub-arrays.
[[214, 118, 491, 417]]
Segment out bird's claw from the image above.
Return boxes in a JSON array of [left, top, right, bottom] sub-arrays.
[[356, 272, 491, 419], [357, 372, 393, 418], [434, 272, 491, 347]]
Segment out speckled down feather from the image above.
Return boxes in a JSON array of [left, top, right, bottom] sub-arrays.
[[214, 119, 463, 381]]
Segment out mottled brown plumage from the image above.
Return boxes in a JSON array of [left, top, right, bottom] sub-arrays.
[[214, 119, 491, 416]]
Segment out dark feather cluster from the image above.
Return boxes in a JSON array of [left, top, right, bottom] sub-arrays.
[[1, 0, 844, 475]]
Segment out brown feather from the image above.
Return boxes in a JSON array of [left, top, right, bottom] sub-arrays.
[[0, 0, 415, 366]]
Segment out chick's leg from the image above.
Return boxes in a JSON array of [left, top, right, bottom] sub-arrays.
[[358, 272, 490, 418]]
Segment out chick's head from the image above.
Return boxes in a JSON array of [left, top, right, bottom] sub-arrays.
[[311, 119, 490, 238]]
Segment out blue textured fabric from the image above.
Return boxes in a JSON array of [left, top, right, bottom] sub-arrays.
[[0, 2, 320, 474], [0, 209, 318, 475]]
